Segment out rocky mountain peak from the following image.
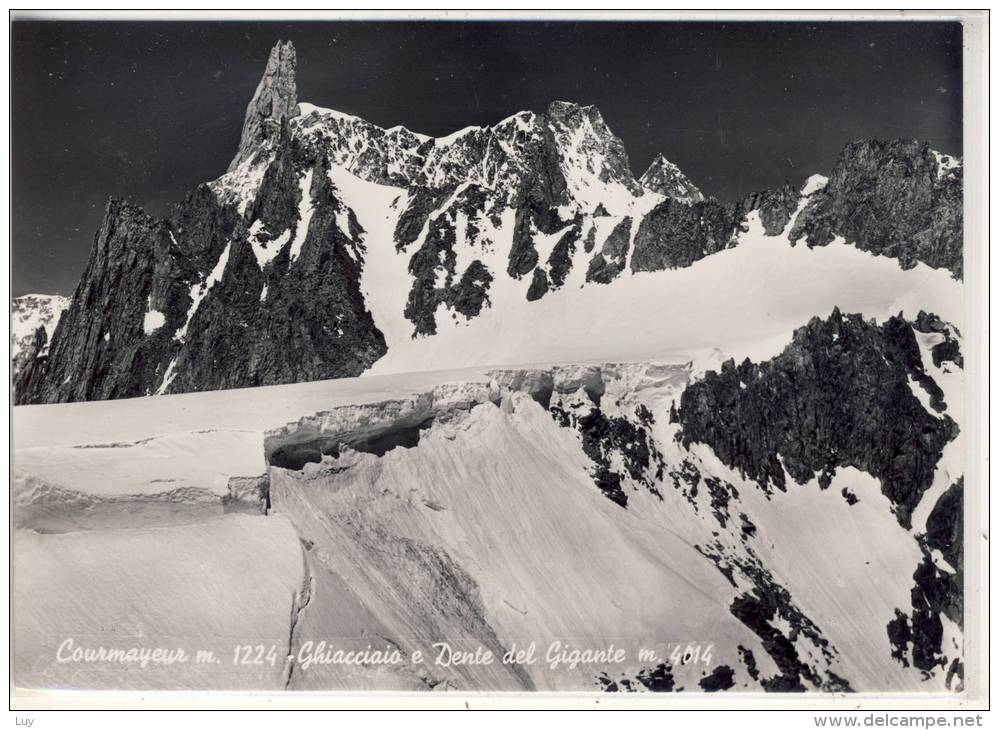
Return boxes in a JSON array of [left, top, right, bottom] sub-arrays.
[[544, 100, 642, 210], [18, 41, 965, 406], [228, 40, 299, 172], [789, 138, 963, 277], [639, 153, 704, 203]]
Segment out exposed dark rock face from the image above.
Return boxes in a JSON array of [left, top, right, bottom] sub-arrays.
[[403, 185, 501, 336], [508, 193, 571, 282], [677, 308, 957, 528], [730, 593, 808, 692], [19, 36, 965, 403], [599, 663, 678, 693], [451, 260, 494, 319], [171, 155, 386, 393], [639, 154, 704, 203], [925, 479, 963, 572], [637, 663, 677, 692], [526, 268, 549, 302], [12, 327, 50, 401], [724, 554, 849, 692], [631, 199, 740, 272], [704, 476, 739, 528], [626, 180, 799, 275], [16, 199, 195, 403], [742, 183, 800, 236], [247, 121, 304, 234], [547, 220, 581, 287], [913, 310, 964, 369], [586, 217, 632, 284], [887, 609, 913, 667], [888, 478, 963, 678], [698, 665, 735, 692], [17, 135, 386, 403], [789, 140, 963, 278], [394, 186, 451, 252], [549, 397, 665, 508], [738, 645, 760, 681], [507, 202, 544, 279], [404, 199, 462, 337], [229, 40, 298, 172]]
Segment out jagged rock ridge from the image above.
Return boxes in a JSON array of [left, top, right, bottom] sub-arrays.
[[790, 140, 963, 278], [677, 308, 958, 529], [17, 124, 385, 403], [15, 41, 964, 403], [639, 153, 704, 203], [229, 40, 298, 172]]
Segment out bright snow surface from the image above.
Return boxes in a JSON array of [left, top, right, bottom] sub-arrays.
[[12, 129, 966, 691], [12, 350, 961, 691], [13, 514, 304, 690], [359, 206, 962, 377]]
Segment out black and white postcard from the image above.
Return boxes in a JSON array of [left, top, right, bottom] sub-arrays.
[[8, 10, 988, 713]]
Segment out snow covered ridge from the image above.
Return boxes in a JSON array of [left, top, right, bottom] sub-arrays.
[[13, 41, 963, 404], [11, 294, 69, 387], [12, 313, 965, 690], [11, 294, 69, 355]]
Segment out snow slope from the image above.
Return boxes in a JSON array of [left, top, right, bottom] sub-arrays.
[[13, 514, 305, 690], [272, 391, 761, 691], [10, 165, 965, 694], [364, 210, 963, 377], [12, 350, 964, 692]]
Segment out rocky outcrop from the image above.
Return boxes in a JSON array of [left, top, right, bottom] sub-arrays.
[[789, 140, 963, 278], [229, 40, 298, 172], [631, 198, 741, 272], [888, 478, 963, 682], [628, 181, 805, 273], [913, 310, 964, 369], [741, 183, 800, 236], [677, 309, 957, 528], [16, 199, 196, 402], [16, 121, 385, 404], [169, 151, 385, 393], [546, 100, 643, 200], [403, 185, 502, 336], [18, 37, 966, 403], [586, 217, 632, 283], [639, 154, 704, 203]]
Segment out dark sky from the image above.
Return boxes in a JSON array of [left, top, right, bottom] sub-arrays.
[[11, 20, 963, 297]]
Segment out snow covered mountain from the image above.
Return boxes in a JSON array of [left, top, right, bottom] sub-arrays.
[[14, 40, 962, 404], [11, 41, 968, 695], [12, 306, 966, 691], [11, 294, 68, 387]]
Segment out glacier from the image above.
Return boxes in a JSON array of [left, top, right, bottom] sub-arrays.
[[10, 40, 968, 696]]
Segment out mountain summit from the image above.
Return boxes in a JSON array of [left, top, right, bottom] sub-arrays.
[[639, 153, 704, 203], [229, 40, 298, 172], [14, 41, 963, 404]]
